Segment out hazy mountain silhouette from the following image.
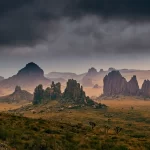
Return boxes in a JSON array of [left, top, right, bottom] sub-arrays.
[[0, 62, 50, 95], [0, 86, 33, 102]]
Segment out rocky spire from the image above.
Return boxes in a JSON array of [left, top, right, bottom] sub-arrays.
[[103, 71, 141, 97], [141, 80, 150, 97], [103, 71, 127, 96], [15, 86, 22, 92], [127, 75, 139, 96]]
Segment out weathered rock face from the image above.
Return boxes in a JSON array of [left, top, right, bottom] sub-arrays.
[[63, 79, 85, 103], [63, 79, 95, 105], [127, 76, 139, 96], [103, 71, 127, 96], [141, 80, 150, 97], [103, 71, 140, 97]]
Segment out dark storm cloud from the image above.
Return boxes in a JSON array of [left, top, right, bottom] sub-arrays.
[[72, 0, 150, 20], [1, 0, 150, 47], [0, 0, 68, 46]]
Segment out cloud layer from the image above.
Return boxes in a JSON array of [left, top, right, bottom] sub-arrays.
[[1, 0, 150, 47]]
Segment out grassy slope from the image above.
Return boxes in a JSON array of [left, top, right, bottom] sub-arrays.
[[0, 99, 150, 150]]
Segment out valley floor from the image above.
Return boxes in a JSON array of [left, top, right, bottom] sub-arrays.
[[0, 98, 150, 150]]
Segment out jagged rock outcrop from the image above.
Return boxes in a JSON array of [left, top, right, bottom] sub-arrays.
[[103, 71, 127, 96], [0, 86, 33, 102], [0, 62, 50, 93], [63, 79, 86, 103], [103, 71, 140, 96], [63, 79, 95, 105], [127, 75, 139, 96], [141, 80, 150, 97]]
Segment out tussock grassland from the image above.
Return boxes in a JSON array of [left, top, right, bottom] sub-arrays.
[[0, 98, 150, 150], [0, 101, 31, 111]]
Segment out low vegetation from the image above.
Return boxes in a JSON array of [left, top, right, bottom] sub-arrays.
[[1, 99, 150, 150]]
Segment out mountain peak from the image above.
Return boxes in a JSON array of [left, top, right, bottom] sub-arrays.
[[17, 62, 44, 77], [87, 67, 98, 76]]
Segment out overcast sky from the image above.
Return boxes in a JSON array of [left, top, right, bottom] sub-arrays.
[[1, 0, 150, 77]]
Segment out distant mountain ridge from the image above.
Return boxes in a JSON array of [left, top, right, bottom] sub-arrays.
[[0, 62, 50, 95], [0, 86, 33, 102], [46, 72, 86, 82], [1, 62, 150, 97]]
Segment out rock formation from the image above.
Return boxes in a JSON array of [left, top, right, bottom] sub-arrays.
[[103, 71, 140, 96], [63, 79, 95, 105], [141, 80, 150, 97], [0, 86, 33, 102], [103, 71, 127, 96], [127, 75, 139, 96], [33, 82, 62, 105], [63, 79, 85, 103]]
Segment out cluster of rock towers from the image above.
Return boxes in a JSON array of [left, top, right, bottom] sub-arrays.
[[103, 71, 150, 97]]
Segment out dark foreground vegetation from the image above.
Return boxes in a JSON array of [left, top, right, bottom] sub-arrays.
[[1, 102, 150, 150]]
